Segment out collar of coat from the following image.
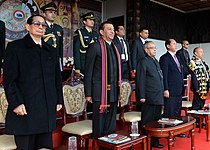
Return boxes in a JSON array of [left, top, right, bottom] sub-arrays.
[[24, 34, 54, 51]]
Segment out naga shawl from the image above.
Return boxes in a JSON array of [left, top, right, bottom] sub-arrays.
[[189, 55, 210, 99], [99, 38, 122, 113]]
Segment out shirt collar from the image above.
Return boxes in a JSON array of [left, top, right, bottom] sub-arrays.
[[168, 51, 176, 57], [46, 21, 53, 27], [117, 36, 123, 40], [140, 37, 147, 44]]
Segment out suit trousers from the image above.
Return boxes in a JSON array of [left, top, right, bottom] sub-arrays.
[[92, 102, 117, 138], [163, 96, 182, 118], [122, 61, 130, 80], [140, 103, 162, 144], [192, 92, 206, 110], [14, 132, 52, 150]]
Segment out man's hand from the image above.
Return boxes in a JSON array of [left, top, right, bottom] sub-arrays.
[[164, 90, 169, 98], [56, 104, 62, 111], [75, 69, 80, 78], [13, 104, 27, 116], [140, 98, 146, 103], [131, 70, 136, 80], [86, 97, 92, 103]]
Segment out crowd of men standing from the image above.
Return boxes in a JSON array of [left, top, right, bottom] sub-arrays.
[[0, 2, 210, 149]]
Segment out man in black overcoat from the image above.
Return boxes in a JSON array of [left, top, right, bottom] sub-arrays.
[[3, 15, 63, 150], [136, 41, 164, 148]]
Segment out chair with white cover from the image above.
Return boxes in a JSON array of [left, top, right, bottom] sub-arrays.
[[61, 82, 92, 150], [116, 81, 141, 131], [0, 87, 16, 150]]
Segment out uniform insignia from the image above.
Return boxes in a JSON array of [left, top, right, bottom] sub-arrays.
[[57, 31, 61, 36]]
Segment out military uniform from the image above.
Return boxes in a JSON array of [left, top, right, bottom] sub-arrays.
[[73, 12, 99, 75], [41, 2, 64, 70]]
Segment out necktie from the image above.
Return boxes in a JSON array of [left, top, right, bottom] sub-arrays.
[[37, 44, 40, 47], [174, 55, 181, 72], [50, 24, 53, 28], [120, 39, 126, 61], [184, 50, 189, 64]]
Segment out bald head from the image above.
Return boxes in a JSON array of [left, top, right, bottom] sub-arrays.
[[193, 47, 204, 59]]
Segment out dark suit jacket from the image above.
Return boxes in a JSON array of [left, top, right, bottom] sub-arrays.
[[131, 38, 145, 70], [176, 48, 190, 77], [136, 56, 164, 105], [3, 34, 63, 135], [159, 51, 184, 97], [84, 41, 120, 102], [113, 36, 132, 76], [0, 20, 5, 69]]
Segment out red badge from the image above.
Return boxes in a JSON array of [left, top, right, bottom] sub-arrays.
[[57, 31, 61, 36]]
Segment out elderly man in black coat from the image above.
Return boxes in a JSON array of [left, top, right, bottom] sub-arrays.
[[3, 15, 63, 150], [136, 41, 164, 148]]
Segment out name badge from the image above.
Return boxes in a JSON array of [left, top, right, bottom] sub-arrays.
[[121, 54, 125, 60]]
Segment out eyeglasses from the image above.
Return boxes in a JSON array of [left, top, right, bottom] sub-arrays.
[[31, 21, 47, 28], [148, 47, 156, 49]]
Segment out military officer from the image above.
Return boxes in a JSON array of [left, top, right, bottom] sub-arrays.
[[73, 12, 99, 76], [41, 2, 64, 70]]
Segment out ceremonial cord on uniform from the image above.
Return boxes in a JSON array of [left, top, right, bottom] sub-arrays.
[[43, 34, 57, 48]]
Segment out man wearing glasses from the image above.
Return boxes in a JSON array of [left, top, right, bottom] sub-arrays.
[[176, 40, 190, 78], [3, 15, 63, 150], [136, 41, 164, 148], [41, 2, 64, 70]]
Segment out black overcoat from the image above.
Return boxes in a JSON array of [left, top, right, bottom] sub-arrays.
[[3, 34, 63, 135]]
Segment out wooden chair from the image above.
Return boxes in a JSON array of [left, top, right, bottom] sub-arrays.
[[0, 87, 16, 150], [181, 75, 192, 115], [116, 81, 141, 131], [61, 83, 92, 150]]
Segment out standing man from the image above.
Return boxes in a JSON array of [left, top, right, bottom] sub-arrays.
[[0, 20, 5, 70], [41, 2, 64, 70], [113, 25, 132, 80], [159, 39, 184, 118], [189, 47, 210, 110], [3, 15, 63, 150], [73, 12, 99, 76], [136, 41, 164, 148], [84, 21, 121, 138], [176, 40, 190, 78], [131, 27, 149, 77]]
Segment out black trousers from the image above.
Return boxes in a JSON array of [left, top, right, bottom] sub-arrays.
[[92, 102, 117, 138], [14, 132, 52, 150], [122, 62, 130, 80], [163, 96, 182, 118], [141, 103, 162, 144], [192, 92, 206, 110]]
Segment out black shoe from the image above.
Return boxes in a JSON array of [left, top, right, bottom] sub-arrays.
[[202, 123, 206, 128], [151, 143, 164, 148], [177, 133, 186, 138]]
